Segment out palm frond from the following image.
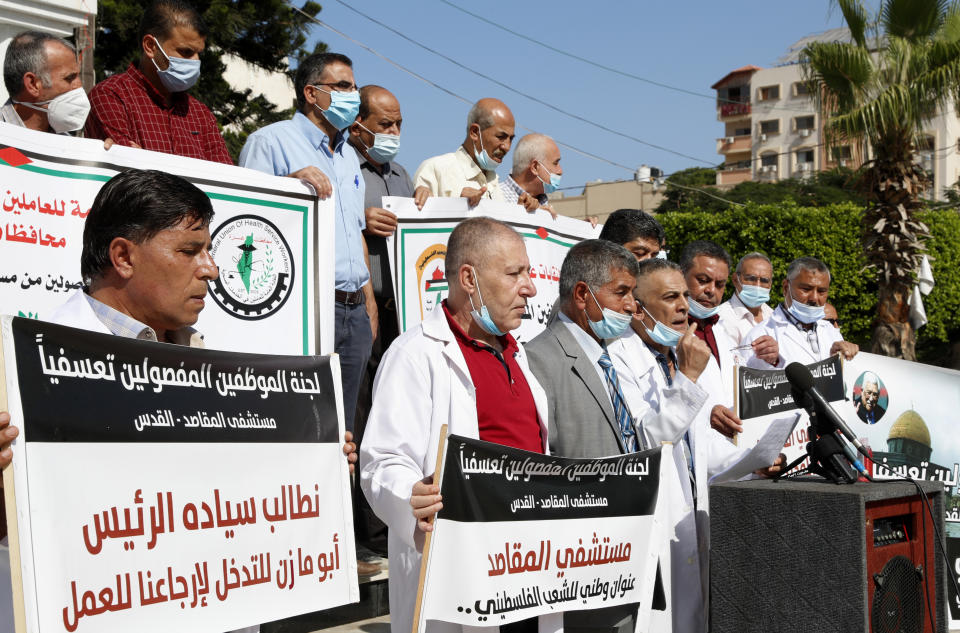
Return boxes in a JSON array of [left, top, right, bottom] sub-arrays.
[[882, 0, 948, 43], [802, 41, 875, 113], [837, 0, 871, 47]]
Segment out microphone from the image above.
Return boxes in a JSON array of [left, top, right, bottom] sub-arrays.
[[784, 362, 871, 460]]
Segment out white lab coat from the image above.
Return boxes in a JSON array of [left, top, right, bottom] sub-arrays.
[[715, 293, 773, 347], [359, 304, 559, 633], [610, 333, 743, 633], [742, 305, 844, 369]]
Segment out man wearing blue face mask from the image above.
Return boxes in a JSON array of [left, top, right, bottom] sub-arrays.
[[501, 133, 563, 217], [415, 98, 537, 210], [361, 217, 559, 633], [743, 256, 858, 368], [716, 252, 775, 347], [680, 241, 780, 437], [525, 239, 649, 632], [240, 52, 375, 440], [610, 258, 781, 633], [85, 0, 232, 164]]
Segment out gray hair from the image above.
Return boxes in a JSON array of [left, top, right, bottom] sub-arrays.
[[559, 239, 639, 300], [634, 258, 682, 303], [3, 31, 75, 97], [785, 256, 831, 283], [735, 251, 772, 274], [466, 100, 496, 131], [862, 371, 879, 387], [511, 133, 553, 174], [446, 216, 522, 275]]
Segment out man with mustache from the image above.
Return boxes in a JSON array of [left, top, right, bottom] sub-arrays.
[[414, 98, 537, 210]]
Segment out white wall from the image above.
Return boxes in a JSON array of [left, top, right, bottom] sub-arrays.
[[0, 0, 97, 102]]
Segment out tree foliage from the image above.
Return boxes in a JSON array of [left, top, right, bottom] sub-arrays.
[[656, 202, 960, 367], [93, 0, 326, 160], [802, 0, 960, 359], [654, 168, 867, 213]]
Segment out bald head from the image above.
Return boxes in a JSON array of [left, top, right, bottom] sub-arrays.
[[446, 217, 522, 277], [463, 98, 516, 166], [359, 84, 399, 119]]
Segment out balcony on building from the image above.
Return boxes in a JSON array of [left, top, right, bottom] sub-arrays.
[[712, 65, 760, 121], [717, 155, 753, 186]]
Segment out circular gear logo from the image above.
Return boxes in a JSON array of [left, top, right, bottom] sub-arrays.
[[208, 215, 294, 320]]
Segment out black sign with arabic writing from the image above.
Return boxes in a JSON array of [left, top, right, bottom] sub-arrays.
[[437, 435, 660, 522], [737, 356, 845, 421], [10, 317, 340, 443]]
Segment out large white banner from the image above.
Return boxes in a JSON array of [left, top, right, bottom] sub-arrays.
[[0, 123, 333, 355], [383, 197, 600, 343], [736, 351, 960, 627], [1, 316, 358, 633]]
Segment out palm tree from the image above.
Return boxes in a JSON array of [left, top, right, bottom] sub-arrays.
[[802, 0, 960, 360]]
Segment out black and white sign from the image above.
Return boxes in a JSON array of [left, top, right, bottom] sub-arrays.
[[415, 436, 666, 633], [1, 317, 357, 633]]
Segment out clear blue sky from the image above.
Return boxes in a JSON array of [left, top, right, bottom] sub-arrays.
[[298, 1, 856, 193]]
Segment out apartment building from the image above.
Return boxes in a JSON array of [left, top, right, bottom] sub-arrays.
[[712, 30, 960, 199]]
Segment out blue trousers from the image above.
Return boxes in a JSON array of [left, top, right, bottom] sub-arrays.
[[334, 301, 372, 433]]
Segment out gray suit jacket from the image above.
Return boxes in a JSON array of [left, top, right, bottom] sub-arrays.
[[524, 316, 626, 459]]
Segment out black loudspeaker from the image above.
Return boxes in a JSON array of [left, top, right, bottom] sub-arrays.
[[710, 479, 947, 633]]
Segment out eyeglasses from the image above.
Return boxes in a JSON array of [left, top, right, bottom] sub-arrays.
[[313, 81, 358, 92], [739, 273, 772, 284]]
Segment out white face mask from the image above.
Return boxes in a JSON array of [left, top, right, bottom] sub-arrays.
[[15, 87, 90, 133]]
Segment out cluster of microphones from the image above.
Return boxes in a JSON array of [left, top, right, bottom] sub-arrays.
[[784, 363, 871, 483]]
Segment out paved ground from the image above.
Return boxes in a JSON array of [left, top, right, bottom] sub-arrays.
[[311, 614, 390, 633]]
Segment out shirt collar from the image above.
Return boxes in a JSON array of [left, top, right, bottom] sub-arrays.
[[441, 300, 517, 355], [293, 111, 346, 155], [126, 62, 184, 110], [778, 302, 817, 332], [455, 144, 487, 179], [558, 311, 604, 364], [84, 292, 199, 345], [503, 174, 548, 206], [359, 155, 395, 177]]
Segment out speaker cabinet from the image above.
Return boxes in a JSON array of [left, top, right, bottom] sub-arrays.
[[709, 479, 946, 633]]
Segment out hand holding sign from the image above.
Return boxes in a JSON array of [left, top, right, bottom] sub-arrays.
[[410, 476, 443, 533]]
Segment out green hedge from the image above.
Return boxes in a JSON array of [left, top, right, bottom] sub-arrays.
[[656, 202, 960, 362]]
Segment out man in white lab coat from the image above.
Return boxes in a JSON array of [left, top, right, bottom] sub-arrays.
[[612, 258, 782, 633], [678, 241, 779, 438], [742, 256, 859, 368], [716, 252, 775, 347], [360, 217, 558, 633], [0, 170, 357, 633]]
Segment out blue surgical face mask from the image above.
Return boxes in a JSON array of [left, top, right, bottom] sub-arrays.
[[688, 297, 720, 319], [151, 36, 201, 93], [585, 286, 633, 340], [472, 128, 499, 172], [785, 283, 825, 324], [357, 122, 400, 163], [468, 266, 506, 336], [536, 161, 562, 194], [313, 86, 361, 130], [737, 281, 770, 308], [641, 305, 684, 348]]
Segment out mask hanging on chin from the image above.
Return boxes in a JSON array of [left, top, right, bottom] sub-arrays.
[[688, 297, 720, 319], [468, 266, 506, 336], [472, 128, 499, 172], [640, 306, 683, 348]]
